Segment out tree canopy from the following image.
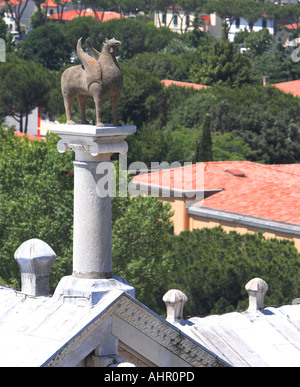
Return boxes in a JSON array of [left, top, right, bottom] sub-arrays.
[[0, 55, 51, 132]]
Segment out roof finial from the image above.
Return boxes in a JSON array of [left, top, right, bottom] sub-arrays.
[[163, 289, 188, 323], [14, 239, 56, 297], [245, 278, 268, 311]]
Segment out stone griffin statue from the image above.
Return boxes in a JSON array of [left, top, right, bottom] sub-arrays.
[[61, 37, 123, 127]]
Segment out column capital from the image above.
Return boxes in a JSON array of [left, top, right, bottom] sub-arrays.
[[50, 124, 136, 161]]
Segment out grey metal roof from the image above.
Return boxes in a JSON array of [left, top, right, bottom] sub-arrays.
[[174, 304, 300, 367], [0, 285, 123, 367], [0, 284, 227, 367]]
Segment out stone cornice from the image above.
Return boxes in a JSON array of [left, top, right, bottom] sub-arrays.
[[44, 292, 228, 367], [113, 294, 228, 367]]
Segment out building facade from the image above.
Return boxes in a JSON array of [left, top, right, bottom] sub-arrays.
[[132, 161, 300, 251]]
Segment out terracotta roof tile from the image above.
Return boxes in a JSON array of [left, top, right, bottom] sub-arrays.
[[133, 161, 300, 225], [161, 80, 209, 90], [14, 131, 46, 141], [273, 80, 300, 98], [49, 9, 121, 21]]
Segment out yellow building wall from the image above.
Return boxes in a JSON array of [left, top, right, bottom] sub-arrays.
[[189, 214, 300, 251], [162, 197, 189, 235], [161, 197, 300, 251]]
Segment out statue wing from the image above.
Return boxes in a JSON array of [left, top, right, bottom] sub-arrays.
[[77, 38, 102, 88], [86, 38, 101, 60]]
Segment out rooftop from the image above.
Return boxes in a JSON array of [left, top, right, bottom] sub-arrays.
[[161, 79, 209, 90], [133, 161, 300, 226], [49, 9, 122, 21], [273, 79, 300, 98], [163, 279, 300, 367], [14, 131, 45, 141]]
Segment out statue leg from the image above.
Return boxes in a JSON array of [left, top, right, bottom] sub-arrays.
[[64, 95, 76, 125], [77, 95, 89, 124], [90, 85, 104, 127], [110, 94, 121, 126]]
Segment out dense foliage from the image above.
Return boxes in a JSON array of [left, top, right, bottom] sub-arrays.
[[167, 228, 300, 317], [0, 128, 74, 289]]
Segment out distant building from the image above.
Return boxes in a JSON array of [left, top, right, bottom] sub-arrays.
[[154, 6, 222, 40], [49, 9, 122, 22], [41, 0, 122, 22], [133, 161, 300, 251], [228, 16, 275, 42], [0, 0, 36, 29]]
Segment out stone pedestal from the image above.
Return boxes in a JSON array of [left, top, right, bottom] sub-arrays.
[[50, 124, 136, 303]]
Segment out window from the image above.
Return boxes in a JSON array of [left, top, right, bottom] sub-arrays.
[[262, 19, 267, 29], [236, 18, 240, 29], [162, 13, 166, 25], [173, 15, 178, 26]]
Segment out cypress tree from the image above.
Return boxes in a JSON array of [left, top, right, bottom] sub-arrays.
[[194, 114, 213, 162]]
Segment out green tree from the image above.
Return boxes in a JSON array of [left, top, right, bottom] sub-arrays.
[[0, 128, 74, 289], [30, 8, 49, 28], [88, 17, 176, 61], [188, 41, 253, 87], [31, 1, 49, 27], [63, 15, 99, 50], [128, 51, 189, 81], [112, 195, 174, 312], [0, 56, 51, 132], [193, 114, 213, 162], [17, 23, 72, 70], [212, 131, 252, 161], [166, 227, 300, 317], [4, 0, 29, 37], [115, 66, 165, 128], [0, 16, 7, 40], [244, 29, 275, 57]]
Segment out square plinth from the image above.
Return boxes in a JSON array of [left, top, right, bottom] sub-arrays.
[[49, 123, 136, 138]]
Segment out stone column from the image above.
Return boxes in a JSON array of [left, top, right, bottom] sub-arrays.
[[50, 124, 136, 281], [72, 158, 113, 279]]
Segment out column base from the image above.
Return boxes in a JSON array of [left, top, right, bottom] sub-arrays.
[[53, 275, 135, 306], [72, 271, 113, 279]]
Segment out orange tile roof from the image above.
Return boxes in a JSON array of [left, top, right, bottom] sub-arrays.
[[0, 0, 27, 6], [273, 80, 300, 98], [14, 131, 46, 141], [284, 23, 300, 30], [50, 9, 121, 21], [161, 80, 209, 90], [133, 161, 300, 226], [42, 0, 71, 7]]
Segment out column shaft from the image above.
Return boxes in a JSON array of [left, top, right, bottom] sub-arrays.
[[72, 160, 112, 279]]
